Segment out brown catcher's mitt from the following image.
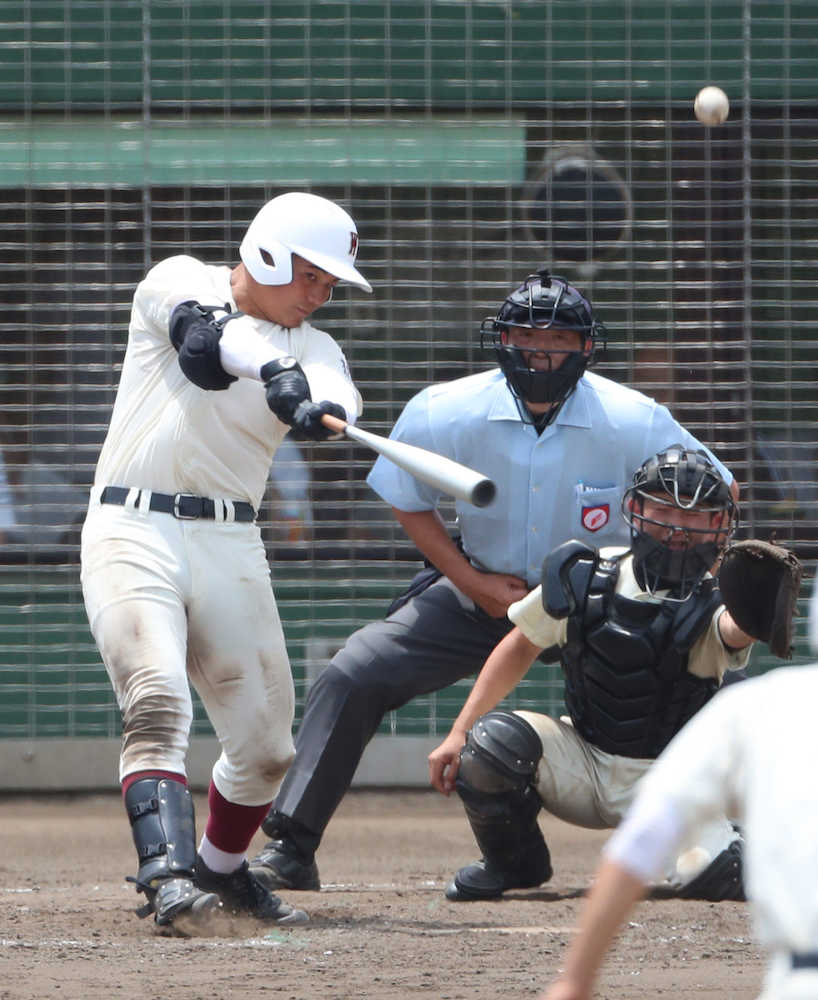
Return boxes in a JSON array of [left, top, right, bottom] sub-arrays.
[[718, 539, 803, 659]]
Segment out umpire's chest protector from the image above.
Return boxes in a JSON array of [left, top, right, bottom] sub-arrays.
[[546, 543, 723, 759]]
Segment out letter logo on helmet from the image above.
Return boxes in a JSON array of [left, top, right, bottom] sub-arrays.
[[240, 192, 372, 293]]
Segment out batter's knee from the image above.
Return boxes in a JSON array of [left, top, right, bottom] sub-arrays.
[[213, 736, 295, 805]]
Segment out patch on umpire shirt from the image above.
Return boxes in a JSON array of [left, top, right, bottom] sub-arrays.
[[582, 504, 609, 532]]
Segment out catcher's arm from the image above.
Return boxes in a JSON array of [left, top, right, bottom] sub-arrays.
[[716, 610, 756, 652], [718, 539, 803, 659]]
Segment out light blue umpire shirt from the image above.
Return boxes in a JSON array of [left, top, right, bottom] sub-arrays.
[[367, 368, 733, 590]]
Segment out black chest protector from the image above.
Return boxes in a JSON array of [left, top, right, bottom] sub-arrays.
[[543, 540, 724, 759]]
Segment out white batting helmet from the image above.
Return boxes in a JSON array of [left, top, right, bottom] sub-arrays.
[[240, 192, 372, 293]]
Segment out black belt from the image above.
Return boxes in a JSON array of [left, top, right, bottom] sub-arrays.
[[99, 486, 256, 523], [792, 952, 818, 970]]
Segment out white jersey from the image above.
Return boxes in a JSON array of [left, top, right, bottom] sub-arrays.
[[605, 665, 818, 955], [508, 548, 750, 684], [93, 254, 361, 512]]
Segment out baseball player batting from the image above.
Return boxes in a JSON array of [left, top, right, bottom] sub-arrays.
[[80, 191, 370, 930]]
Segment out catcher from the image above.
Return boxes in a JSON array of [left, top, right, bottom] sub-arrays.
[[429, 445, 801, 903]]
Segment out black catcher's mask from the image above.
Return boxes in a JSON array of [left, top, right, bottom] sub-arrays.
[[622, 445, 737, 601], [480, 269, 606, 413]]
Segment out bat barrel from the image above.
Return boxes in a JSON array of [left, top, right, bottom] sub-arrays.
[[339, 422, 497, 509], [469, 477, 497, 508]]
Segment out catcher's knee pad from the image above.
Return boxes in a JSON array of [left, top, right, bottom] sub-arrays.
[[456, 710, 542, 814], [125, 778, 197, 889], [452, 713, 549, 895]]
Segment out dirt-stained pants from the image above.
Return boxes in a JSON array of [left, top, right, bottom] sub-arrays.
[[81, 501, 295, 805]]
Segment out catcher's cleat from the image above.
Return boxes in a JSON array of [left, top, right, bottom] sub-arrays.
[[249, 838, 321, 891], [674, 839, 745, 902], [195, 855, 309, 924], [445, 846, 553, 902], [130, 874, 222, 927]]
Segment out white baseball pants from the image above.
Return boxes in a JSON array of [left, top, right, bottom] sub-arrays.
[[81, 501, 295, 805]]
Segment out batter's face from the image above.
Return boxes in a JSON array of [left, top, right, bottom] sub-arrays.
[[632, 495, 728, 549], [234, 254, 339, 327]]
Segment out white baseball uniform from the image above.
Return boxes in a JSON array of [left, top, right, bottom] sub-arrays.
[[507, 548, 751, 886], [605, 664, 818, 999], [81, 254, 360, 804]]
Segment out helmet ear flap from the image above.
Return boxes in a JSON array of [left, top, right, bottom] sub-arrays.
[[240, 234, 294, 286]]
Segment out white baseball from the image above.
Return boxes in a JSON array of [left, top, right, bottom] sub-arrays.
[[694, 86, 730, 126], [675, 846, 712, 882]]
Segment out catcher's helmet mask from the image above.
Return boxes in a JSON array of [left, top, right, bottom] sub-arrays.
[[623, 445, 737, 601], [481, 270, 606, 419]]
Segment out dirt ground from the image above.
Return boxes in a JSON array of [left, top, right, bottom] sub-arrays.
[[1, 789, 763, 1000]]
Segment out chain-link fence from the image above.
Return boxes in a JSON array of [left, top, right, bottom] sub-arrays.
[[1, 1, 816, 772]]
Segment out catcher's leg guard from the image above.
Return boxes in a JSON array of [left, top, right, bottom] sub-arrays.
[[447, 711, 552, 902], [124, 778, 221, 926], [675, 838, 745, 902]]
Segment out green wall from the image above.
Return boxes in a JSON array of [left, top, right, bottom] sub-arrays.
[[2, 1, 811, 111]]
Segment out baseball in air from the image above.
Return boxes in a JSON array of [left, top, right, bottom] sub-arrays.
[[694, 86, 730, 126]]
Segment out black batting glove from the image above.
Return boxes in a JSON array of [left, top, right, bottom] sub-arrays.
[[262, 356, 311, 425], [290, 400, 346, 441]]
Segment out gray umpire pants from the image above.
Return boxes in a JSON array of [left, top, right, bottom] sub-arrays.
[[272, 575, 516, 841]]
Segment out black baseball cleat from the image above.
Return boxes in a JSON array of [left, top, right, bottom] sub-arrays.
[[249, 838, 321, 892], [195, 856, 309, 924], [130, 874, 222, 927], [445, 850, 553, 902]]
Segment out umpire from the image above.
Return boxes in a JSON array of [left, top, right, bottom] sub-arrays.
[[250, 270, 740, 892]]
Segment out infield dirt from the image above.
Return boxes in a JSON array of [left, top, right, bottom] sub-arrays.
[[1, 789, 762, 999]]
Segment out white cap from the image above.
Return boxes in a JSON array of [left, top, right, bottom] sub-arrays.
[[240, 192, 372, 293]]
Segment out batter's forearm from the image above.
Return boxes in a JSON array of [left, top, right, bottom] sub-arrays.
[[218, 316, 291, 381]]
